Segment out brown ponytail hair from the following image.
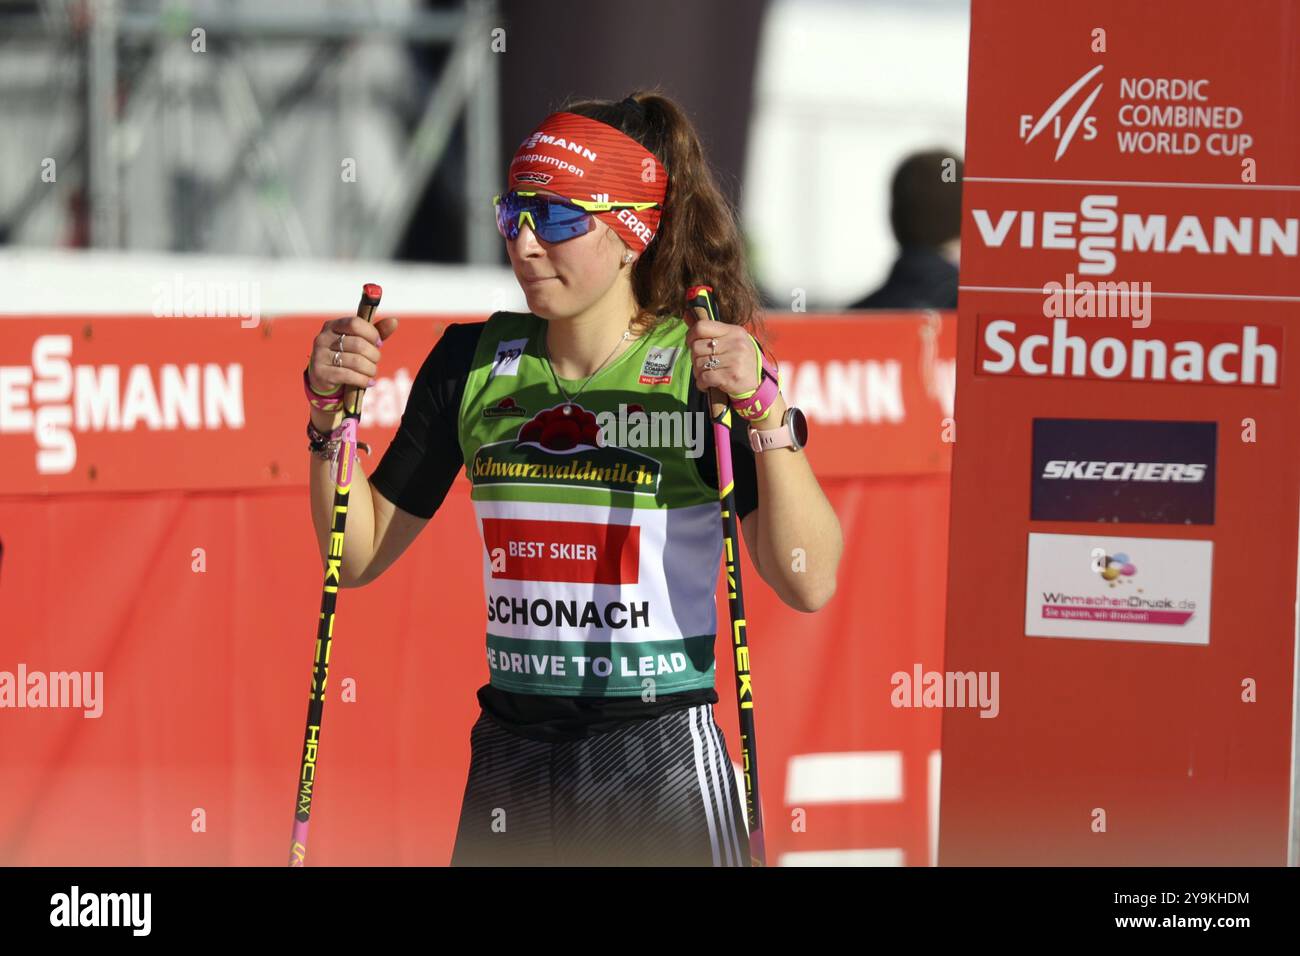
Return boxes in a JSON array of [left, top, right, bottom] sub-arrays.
[[560, 89, 767, 344]]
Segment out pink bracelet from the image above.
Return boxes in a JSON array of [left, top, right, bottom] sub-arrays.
[[303, 366, 343, 410], [729, 346, 781, 423]]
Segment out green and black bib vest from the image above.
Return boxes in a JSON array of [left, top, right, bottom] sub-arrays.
[[455, 310, 722, 698]]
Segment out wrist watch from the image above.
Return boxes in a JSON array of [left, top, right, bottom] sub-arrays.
[[748, 406, 808, 453]]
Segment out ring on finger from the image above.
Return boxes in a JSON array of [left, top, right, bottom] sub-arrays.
[[336, 332, 346, 351], [333, 349, 343, 367], [708, 338, 716, 353], [703, 356, 721, 371]]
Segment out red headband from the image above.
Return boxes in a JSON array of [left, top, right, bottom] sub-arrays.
[[507, 111, 669, 250]]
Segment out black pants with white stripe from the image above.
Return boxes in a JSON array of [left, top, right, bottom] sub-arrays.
[[450, 703, 751, 866]]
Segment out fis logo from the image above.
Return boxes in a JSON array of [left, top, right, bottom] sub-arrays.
[[638, 345, 679, 385], [1019, 65, 1103, 160]]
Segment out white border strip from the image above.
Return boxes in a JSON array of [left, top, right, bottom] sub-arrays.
[[785, 752, 903, 804], [779, 848, 905, 867], [957, 286, 1300, 303], [965, 176, 1300, 192]]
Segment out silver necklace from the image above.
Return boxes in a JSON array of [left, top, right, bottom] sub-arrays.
[[543, 325, 632, 414]]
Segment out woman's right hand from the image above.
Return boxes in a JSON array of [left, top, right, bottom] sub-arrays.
[[307, 314, 400, 393]]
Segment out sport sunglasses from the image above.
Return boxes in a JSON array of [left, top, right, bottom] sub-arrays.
[[492, 189, 660, 243]]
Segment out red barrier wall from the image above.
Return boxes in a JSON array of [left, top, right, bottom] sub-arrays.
[[0, 312, 954, 865]]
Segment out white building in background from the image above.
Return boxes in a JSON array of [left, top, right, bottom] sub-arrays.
[[743, 0, 969, 309]]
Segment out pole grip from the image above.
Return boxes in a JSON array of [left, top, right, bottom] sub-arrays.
[[684, 285, 728, 418], [341, 283, 383, 414]]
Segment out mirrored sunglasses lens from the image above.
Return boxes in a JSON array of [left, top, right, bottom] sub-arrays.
[[495, 193, 593, 242], [537, 206, 593, 242]]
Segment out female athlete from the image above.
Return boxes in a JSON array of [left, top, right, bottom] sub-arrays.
[[304, 91, 843, 866]]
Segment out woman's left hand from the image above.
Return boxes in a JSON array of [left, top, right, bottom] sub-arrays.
[[684, 317, 759, 398]]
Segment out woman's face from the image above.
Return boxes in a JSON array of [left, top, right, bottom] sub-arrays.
[[504, 190, 630, 320]]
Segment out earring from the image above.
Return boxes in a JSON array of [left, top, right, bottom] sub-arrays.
[[623, 251, 634, 264]]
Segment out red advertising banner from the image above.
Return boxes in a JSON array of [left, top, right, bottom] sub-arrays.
[[0, 312, 954, 495], [942, 0, 1300, 865], [0, 311, 954, 866]]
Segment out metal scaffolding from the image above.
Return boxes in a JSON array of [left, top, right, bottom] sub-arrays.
[[0, 0, 501, 263]]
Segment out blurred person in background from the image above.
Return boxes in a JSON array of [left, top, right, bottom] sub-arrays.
[[849, 149, 963, 310]]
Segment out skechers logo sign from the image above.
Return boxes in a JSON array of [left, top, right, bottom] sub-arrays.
[[978, 317, 1281, 387], [1042, 460, 1207, 482], [520, 133, 597, 162], [1020, 65, 1103, 160], [1032, 419, 1217, 525], [972, 195, 1298, 276], [50, 885, 151, 936]]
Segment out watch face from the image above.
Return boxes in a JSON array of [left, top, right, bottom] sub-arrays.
[[789, 407, 808, 448]]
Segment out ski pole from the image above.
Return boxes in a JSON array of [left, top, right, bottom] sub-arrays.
[[289, 282, 382, 866], [685, 284, 767, 867]]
